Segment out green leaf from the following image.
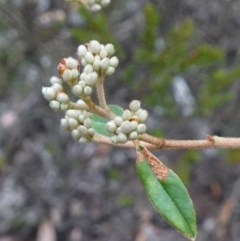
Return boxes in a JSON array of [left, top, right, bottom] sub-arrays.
[[92, 105, 123, 136], [136, 159, 197, 240]]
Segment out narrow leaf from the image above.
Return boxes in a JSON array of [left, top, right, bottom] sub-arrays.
[[136, 151, 197, 240]]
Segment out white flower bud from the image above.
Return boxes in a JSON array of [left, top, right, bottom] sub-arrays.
[[106, 121, 117, 133], [129, 100, 141, 112], [100, 58, 110, 70], [79, 136, 88, 143], [72, 129, 81, 140], [129, 131, 138, 140], [85, 74, 95, 85], [72, 85, 83, 96], [79, 114, 84, 123], [62, 69, 73, 82], [88, 128, 95, 136], [80, 72, 87, 81], [42, 87, 56, 101], [84, 64, 94, 74], [137, 123, 147, 134], [76, 100, 89, 110], [113, 116, 123, 126], [84, 118, 92, 128], [111, 135, 118, 144], [68, 118, 78, 129], [81, 58, 86, 66], [116, 127, 122, 135], [77, 45, 87, 58], [83, 86, 92, 96], [105, 44, 115, 56], [122, 109, 132, 120], [60, 103, 69, 111], [78, 125, 88, 135], [85, 52, 94, 64], [109, 56, 119, 68], [99, 50, 108, 58], [91, 4, 101, 12], [89, 40, 101, 54], [131, 121, 138, 130], [57, 93, 69, 103], [52, 83, 63, 92], [138, 110, 148, 122], [71, 69, 79, 79], [61, 118, 69, 129], [65, 57, 78, 69], [105, 67, 115, 76], [66, 110, 78, 119], [117, 133, 128, 143], [49, 100, 60, 111], [50, 76, 62, 85], [79, 80, 86, 88], [121, 121, 132, 134], [93, 59, 100, 71]]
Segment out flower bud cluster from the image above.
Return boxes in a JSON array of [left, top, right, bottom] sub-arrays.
[[42, 76, 71, 111], [77, 40, 119, 77], [61, 108, 95, 143], [58, 57, 80, 86], [106, 100, 148, 144]]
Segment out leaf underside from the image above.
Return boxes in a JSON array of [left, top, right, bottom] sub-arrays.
[[136, 159, 197, 240]]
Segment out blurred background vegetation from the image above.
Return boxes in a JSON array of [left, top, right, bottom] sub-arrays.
[[1, 0, 240, 241]]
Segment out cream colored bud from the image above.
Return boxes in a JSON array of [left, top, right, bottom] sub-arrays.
[[72, 129, 81, 140], [84, 118, 92, 128], [60, 103, 69, 111], [129, 100, 141, 112], [68, 118, 78, 129], [78, 125, 88, 135], [79, 136, 88, 143], [88, 128, 95, 136], [71, 69, 79, 79], [129, 131, 138, 140], [105, 44, 115, 56], [84, 64, 94, 74], [110, 135, 118, 144], [77, 45, 87, 58], [101, 0, 110, 7], [91, 4, 102, 12], [105, 67, 115, 76], [100, 58, 110, 70], [109, 57, 119, 68], [66, 110, 78, 119], [49, 100, 60, 111], [76, 99, 89, 110], [121, 121, 132, 134], [122, 109, 132, 120], [65, 57, 78, 69], [60, 118, 69, 129], [85, 52, 94, 64], [137, 123, 147, 134], [106, 121, 117, 133], [50, 76, 62, 85], [138, 110, 148, 122], [99, 50, 108, 58], [72, 85, 83, 96], [83, 86, 92, 96], [79, 80, 86, 88], [93, 59, 101, 71], [52, 83, 63, 92], [89, 40, 101, 54], [62, 69, 72, 82], [42, 87, 56, 101], [117, 133, 128, 143], [113, 116, 123, 126], [57, 93, 69, 103]]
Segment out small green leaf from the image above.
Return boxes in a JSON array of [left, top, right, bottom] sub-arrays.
[[92, 105, 123, 136], [136, 159, 197, 240]]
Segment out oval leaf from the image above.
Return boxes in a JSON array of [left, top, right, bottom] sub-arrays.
[[136, 158, 197, 240], [92, 105, 123, 136]]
